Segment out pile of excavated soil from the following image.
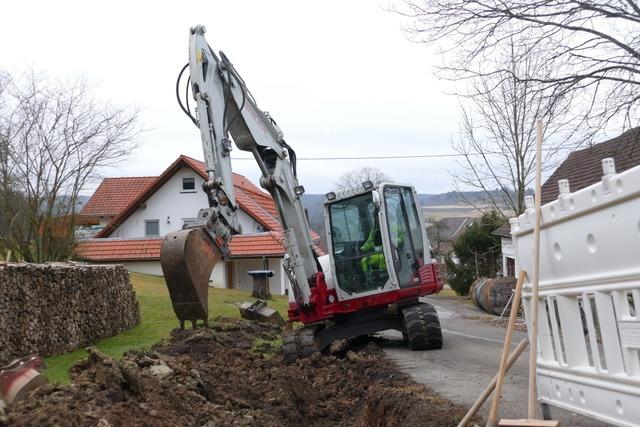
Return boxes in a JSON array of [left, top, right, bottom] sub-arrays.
[[3, 318, 478, 426]]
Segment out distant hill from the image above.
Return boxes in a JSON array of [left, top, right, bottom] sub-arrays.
[[76, 195, 91, 210], [52, 195, 91, 215], [417, 189, 520, 206]]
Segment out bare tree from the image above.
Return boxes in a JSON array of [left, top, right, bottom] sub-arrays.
[[426, 218, 449, 259], [0, 70, 24, 261], [398, 0, 640, 134], [333, 166, 391, 192], [452, 38, 580, 215], [0, 70, 140, 262]]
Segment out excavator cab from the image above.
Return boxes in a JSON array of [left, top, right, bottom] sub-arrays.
[[326, 183, 429, 301]]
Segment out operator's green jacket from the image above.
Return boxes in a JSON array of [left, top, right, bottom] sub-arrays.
[[359, 224, 404, 272]]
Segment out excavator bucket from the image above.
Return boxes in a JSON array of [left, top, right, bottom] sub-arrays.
[[160, 227, 222, 327]]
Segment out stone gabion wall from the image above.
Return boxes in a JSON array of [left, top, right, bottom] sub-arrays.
[[0, 262, 140, 365]]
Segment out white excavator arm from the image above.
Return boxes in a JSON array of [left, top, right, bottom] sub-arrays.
[[161, 26, 318, 325]]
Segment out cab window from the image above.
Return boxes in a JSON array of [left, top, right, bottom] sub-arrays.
[[329, 192, 389, 295]]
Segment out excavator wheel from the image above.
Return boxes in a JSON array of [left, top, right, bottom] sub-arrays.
[[401, 302, 443, 351], [282, 325, 321, 364]]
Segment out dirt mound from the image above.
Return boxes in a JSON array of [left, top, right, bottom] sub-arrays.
[[4, 318, 477, 426]]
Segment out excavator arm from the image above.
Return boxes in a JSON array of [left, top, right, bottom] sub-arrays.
[[161, 26, 318, 326]]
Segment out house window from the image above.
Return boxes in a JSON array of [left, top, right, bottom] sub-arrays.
[[145, 219, 160, 236], [182, 177, 196, 192], [182, 218, 197, 228]]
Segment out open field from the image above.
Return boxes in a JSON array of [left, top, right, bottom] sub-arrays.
[[44, 272, 289, 383]]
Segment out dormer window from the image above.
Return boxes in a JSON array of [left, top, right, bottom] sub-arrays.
[[182, 177, 196, 193]]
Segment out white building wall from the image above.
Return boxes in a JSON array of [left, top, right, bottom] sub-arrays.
[[209, 263, 226, 288], [233, 257, 286, 295], [112, 258, 288, 294], [237, 210, 267, 233], [114, 167, 208, 238], [92, 260, 227, 288], [120, 260, 163, 275], [113, 167, 268, 237], [501, 236, 517, 275]]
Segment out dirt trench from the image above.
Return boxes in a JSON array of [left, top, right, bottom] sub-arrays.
[[3, 318, 478, 426]]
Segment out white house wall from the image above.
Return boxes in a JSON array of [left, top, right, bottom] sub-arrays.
[[120, 260, 163, 276], [501, 236, 517, 275], [111, 258, 289, 296], [113, 167, 268, 237], [233, 257, 287, 295], [114, 167, 207, 238], [209, 263, 226, 288], [237, 209, 267, 233], [89, 260, 226, 287]]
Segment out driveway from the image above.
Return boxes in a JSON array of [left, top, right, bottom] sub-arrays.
[[381, 295, 605, 426]]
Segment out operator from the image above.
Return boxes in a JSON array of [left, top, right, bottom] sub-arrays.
[[360, 223, 386, 273], [360, 205, 405, 274]]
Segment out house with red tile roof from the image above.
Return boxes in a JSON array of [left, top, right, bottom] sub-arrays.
[[76, 155, 322, 295]]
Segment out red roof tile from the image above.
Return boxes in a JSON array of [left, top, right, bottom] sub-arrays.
[[229, 232, 285, 257], [235, 189, 282, 231], [76, 233, 285, 261], [76, 238, 163, 261], [232, 174, 279, 217], [81, 177, 156, 216], [76, 232, 325, 261]]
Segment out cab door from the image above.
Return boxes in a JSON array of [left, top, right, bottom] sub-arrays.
[[380, 184, 429, 288]]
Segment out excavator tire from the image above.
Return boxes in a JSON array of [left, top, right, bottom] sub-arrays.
[[282, 325, 321, 364], [402, 302, 443, 351]]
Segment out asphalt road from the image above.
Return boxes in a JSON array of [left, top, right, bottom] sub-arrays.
[[380, 296, 607, 426]]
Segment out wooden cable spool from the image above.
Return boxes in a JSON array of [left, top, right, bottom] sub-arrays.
[[469, 277, 517, 315]]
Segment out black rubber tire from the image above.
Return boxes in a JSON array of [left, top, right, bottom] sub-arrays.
[[402, 302, 443, 351], [282, 325, 320, 364]]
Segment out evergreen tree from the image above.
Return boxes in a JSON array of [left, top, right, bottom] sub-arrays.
[[446, 211, 503, 296]]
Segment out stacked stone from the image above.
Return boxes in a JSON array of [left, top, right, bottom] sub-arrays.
[[0, 263, 140, 364]]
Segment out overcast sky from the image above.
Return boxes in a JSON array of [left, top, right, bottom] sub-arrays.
[[1, 0, 462, 194]]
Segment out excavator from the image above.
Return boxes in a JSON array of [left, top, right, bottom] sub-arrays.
[[160, 26, 444, 362]]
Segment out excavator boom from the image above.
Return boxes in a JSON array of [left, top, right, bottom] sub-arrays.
[[161, 26, 318, 326]]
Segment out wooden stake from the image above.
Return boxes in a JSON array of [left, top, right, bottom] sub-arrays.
[[487, 270, 526, 427], [528, 118, 544, 418], [457, 339, 529, 427]]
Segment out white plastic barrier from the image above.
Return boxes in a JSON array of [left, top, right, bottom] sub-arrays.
[[512, 158, 640, 427]]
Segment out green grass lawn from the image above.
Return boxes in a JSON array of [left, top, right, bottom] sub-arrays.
[[44, 272, 289, 384], [434, 287, 459, 298]]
